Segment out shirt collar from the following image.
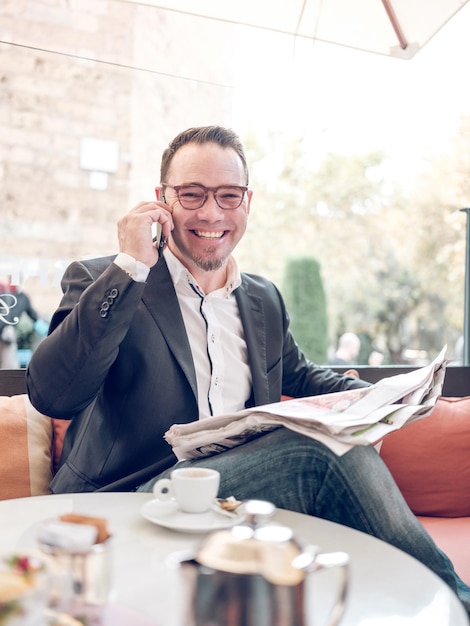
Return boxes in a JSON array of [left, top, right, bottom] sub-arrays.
[[163, 247, 241, 298]]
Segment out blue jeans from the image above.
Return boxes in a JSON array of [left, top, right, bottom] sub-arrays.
[[138, 428, 470, 616]]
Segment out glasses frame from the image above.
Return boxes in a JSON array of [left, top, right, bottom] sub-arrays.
[[162, 183, 248, 210]]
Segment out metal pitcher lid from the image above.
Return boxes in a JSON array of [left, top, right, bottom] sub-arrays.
[[195, 500, 311, 585]]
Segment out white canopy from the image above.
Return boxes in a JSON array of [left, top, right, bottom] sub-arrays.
[[117, 0, 470, 59]]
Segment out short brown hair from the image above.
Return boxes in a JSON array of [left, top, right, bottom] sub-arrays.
[[160, 126, 249, 185]]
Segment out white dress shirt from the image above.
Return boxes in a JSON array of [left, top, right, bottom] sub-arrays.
[[163, 248, 252, 420]]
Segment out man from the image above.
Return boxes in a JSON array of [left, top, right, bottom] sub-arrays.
[[0, 280, 41, 368], [27, 126, 470, 614], [328, 332, 361, 365]]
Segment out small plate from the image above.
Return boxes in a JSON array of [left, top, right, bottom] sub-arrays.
[[141, 499, 244, 533]]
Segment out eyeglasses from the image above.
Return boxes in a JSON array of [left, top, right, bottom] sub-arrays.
[[162, 183, 248, 210]]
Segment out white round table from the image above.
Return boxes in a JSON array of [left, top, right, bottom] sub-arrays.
[[0, 492, 467, 626]]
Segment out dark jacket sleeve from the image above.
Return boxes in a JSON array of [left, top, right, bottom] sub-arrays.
[[26, 256, 198, 492], [26, 256, 146, 417]]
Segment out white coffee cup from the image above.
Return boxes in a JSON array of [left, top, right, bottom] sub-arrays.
[[153, 468, 220, 514]]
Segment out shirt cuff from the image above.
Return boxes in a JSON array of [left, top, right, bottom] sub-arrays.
[[114, 253, 150, 283]]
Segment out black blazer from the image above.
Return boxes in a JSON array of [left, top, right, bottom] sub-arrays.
[[27, 256, 366, 493]]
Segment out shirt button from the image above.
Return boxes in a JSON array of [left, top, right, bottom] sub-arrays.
[[211, 334, 215, 343]]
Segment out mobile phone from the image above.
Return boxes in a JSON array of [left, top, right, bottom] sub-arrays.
[[152, 222, 166, 252]]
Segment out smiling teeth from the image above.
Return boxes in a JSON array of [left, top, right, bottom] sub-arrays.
[[195, 231, 224, 238]]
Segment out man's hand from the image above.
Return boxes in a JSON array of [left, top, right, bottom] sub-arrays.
[[117, 201, 173, 268]]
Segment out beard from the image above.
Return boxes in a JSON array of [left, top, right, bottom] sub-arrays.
[[169, 230, 234, 273], [193, 247, 226, 272]]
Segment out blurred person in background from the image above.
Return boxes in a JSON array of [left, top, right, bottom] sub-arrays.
[[368, 350, 384, 366], [0, 278, 47, 368], [328, 332, 361, 365]]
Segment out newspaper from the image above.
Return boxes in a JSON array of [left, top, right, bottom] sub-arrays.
[[165, 347, 448, 460]]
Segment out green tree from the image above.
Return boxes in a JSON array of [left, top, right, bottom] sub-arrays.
[[238, 125, 469, 363], [281, 256, 328, 363]]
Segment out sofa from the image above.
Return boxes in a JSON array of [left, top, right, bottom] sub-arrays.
[[380, 395, 470, 586], [1, 366, 469, 586], [0, 369, 70, 500]]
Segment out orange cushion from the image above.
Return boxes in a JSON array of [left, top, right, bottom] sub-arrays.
[[0, 394, 53, 499], [51, 418, 71, 473], [380, 397, 470, 517]]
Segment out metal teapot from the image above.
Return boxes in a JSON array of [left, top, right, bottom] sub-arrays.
[[174, 500, 350, 626]]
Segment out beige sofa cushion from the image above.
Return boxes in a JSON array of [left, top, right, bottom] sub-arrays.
[[0, 394, 53, 499]]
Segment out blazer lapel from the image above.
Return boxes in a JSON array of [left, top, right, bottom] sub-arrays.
[[141, 258, 198, 400], [235, 276, 270, 406], [141, 264, 271, 408]]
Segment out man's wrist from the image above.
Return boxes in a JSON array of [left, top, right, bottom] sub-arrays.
[[114, 253, 150, 283]]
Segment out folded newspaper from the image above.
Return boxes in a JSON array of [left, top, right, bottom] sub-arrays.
[[165, 347, 448, 460]]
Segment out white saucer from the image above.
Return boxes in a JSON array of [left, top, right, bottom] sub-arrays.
[[141, 499, 243, 533]]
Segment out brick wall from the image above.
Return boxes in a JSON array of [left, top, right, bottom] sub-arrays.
[[0, 0, 234, 316]]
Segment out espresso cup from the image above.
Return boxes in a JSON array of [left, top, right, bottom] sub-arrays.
[[153, 468, 220, 513]]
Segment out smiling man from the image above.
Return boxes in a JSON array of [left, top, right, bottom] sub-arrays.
[[159, 140, 251, 281], [27, 126, 470, 616]]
